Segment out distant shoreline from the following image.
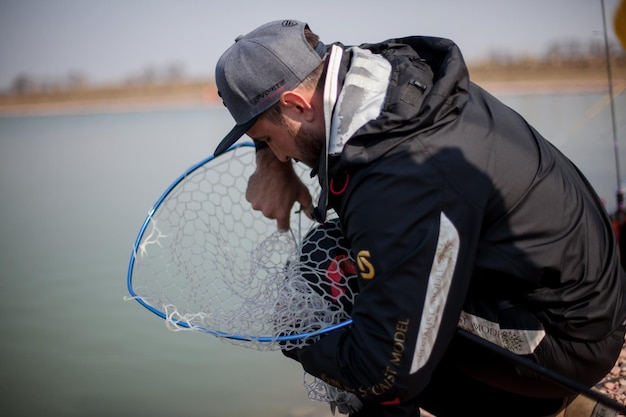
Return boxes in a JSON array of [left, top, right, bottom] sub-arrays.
[[0, 81, 619, 118], [0, 94, 215, 117], [1, 64, 624, 117]]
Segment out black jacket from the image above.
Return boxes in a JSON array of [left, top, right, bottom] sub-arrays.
[[299, 36, 626, 404]]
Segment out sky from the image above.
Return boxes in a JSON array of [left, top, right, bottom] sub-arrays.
[[0, 0, 623, 90]]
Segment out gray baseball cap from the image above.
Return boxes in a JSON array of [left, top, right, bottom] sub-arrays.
[[213, 19, 326, 156]]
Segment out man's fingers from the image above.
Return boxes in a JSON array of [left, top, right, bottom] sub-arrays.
[[277, 215, 290, 231], [298, 187, 314, 220], [277, 197, 313, 230], [299, 201, 315, 220]]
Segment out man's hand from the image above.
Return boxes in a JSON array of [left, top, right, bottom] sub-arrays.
[[246, 146, 314, 230]]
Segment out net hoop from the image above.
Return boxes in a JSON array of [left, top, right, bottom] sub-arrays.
[[126, 143, 354, 347]]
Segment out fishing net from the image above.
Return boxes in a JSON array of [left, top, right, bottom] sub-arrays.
[[127, 143, 361, 411]]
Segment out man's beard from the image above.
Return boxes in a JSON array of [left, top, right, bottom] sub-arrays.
[[288, 122, 325, 169]]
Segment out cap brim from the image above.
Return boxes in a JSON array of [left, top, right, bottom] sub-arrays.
[[214, 117, 257, 156]]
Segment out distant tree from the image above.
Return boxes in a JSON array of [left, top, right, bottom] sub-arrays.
[[140, 66, 157, 85], [10, 74, 38, 94], [66, 71, 88, 90], [163, 62, 186, 83]]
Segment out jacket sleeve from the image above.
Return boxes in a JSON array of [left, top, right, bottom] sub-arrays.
[[297, 145, 487, 404]]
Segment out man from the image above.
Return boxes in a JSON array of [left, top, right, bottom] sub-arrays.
[[213, 20, 626, 416]]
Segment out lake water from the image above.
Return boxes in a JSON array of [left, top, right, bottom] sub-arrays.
[[0, 88, 624, 417]]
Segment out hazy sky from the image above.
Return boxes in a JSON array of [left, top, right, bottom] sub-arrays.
[[0, 0, 622, 89]]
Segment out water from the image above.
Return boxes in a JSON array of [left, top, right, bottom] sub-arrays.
[[0, 90, 624, 417]]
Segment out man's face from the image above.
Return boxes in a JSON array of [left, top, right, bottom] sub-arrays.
[[247, 114, 325, 169]]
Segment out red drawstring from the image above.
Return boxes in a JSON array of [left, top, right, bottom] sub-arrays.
[[330, 173, 350, 195]]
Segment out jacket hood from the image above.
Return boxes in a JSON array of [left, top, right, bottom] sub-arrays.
[[312, 37, 470, 223], [339, 36, 470, 166]]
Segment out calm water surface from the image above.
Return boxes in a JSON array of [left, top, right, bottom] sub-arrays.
[[0, 90, 624, 417]]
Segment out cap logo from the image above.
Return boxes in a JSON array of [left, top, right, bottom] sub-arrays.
[[252, 79, 285, 105], [281, 20, 298, 27]]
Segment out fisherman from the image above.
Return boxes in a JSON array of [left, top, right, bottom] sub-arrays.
[[213, 20, 626, 417]]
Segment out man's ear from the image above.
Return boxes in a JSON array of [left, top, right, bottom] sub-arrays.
[[280, 91, 315, 122]]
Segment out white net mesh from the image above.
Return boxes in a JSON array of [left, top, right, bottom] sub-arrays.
[[128, 143, 358, 350], [128, 144, 362, 411]]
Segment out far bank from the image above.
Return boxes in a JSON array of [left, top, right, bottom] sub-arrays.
[[0, 62, 624, 117]]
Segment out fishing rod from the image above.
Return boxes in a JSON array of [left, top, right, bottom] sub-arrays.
[[457, 329, 626, 415], [602, 0, 624, 214]]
